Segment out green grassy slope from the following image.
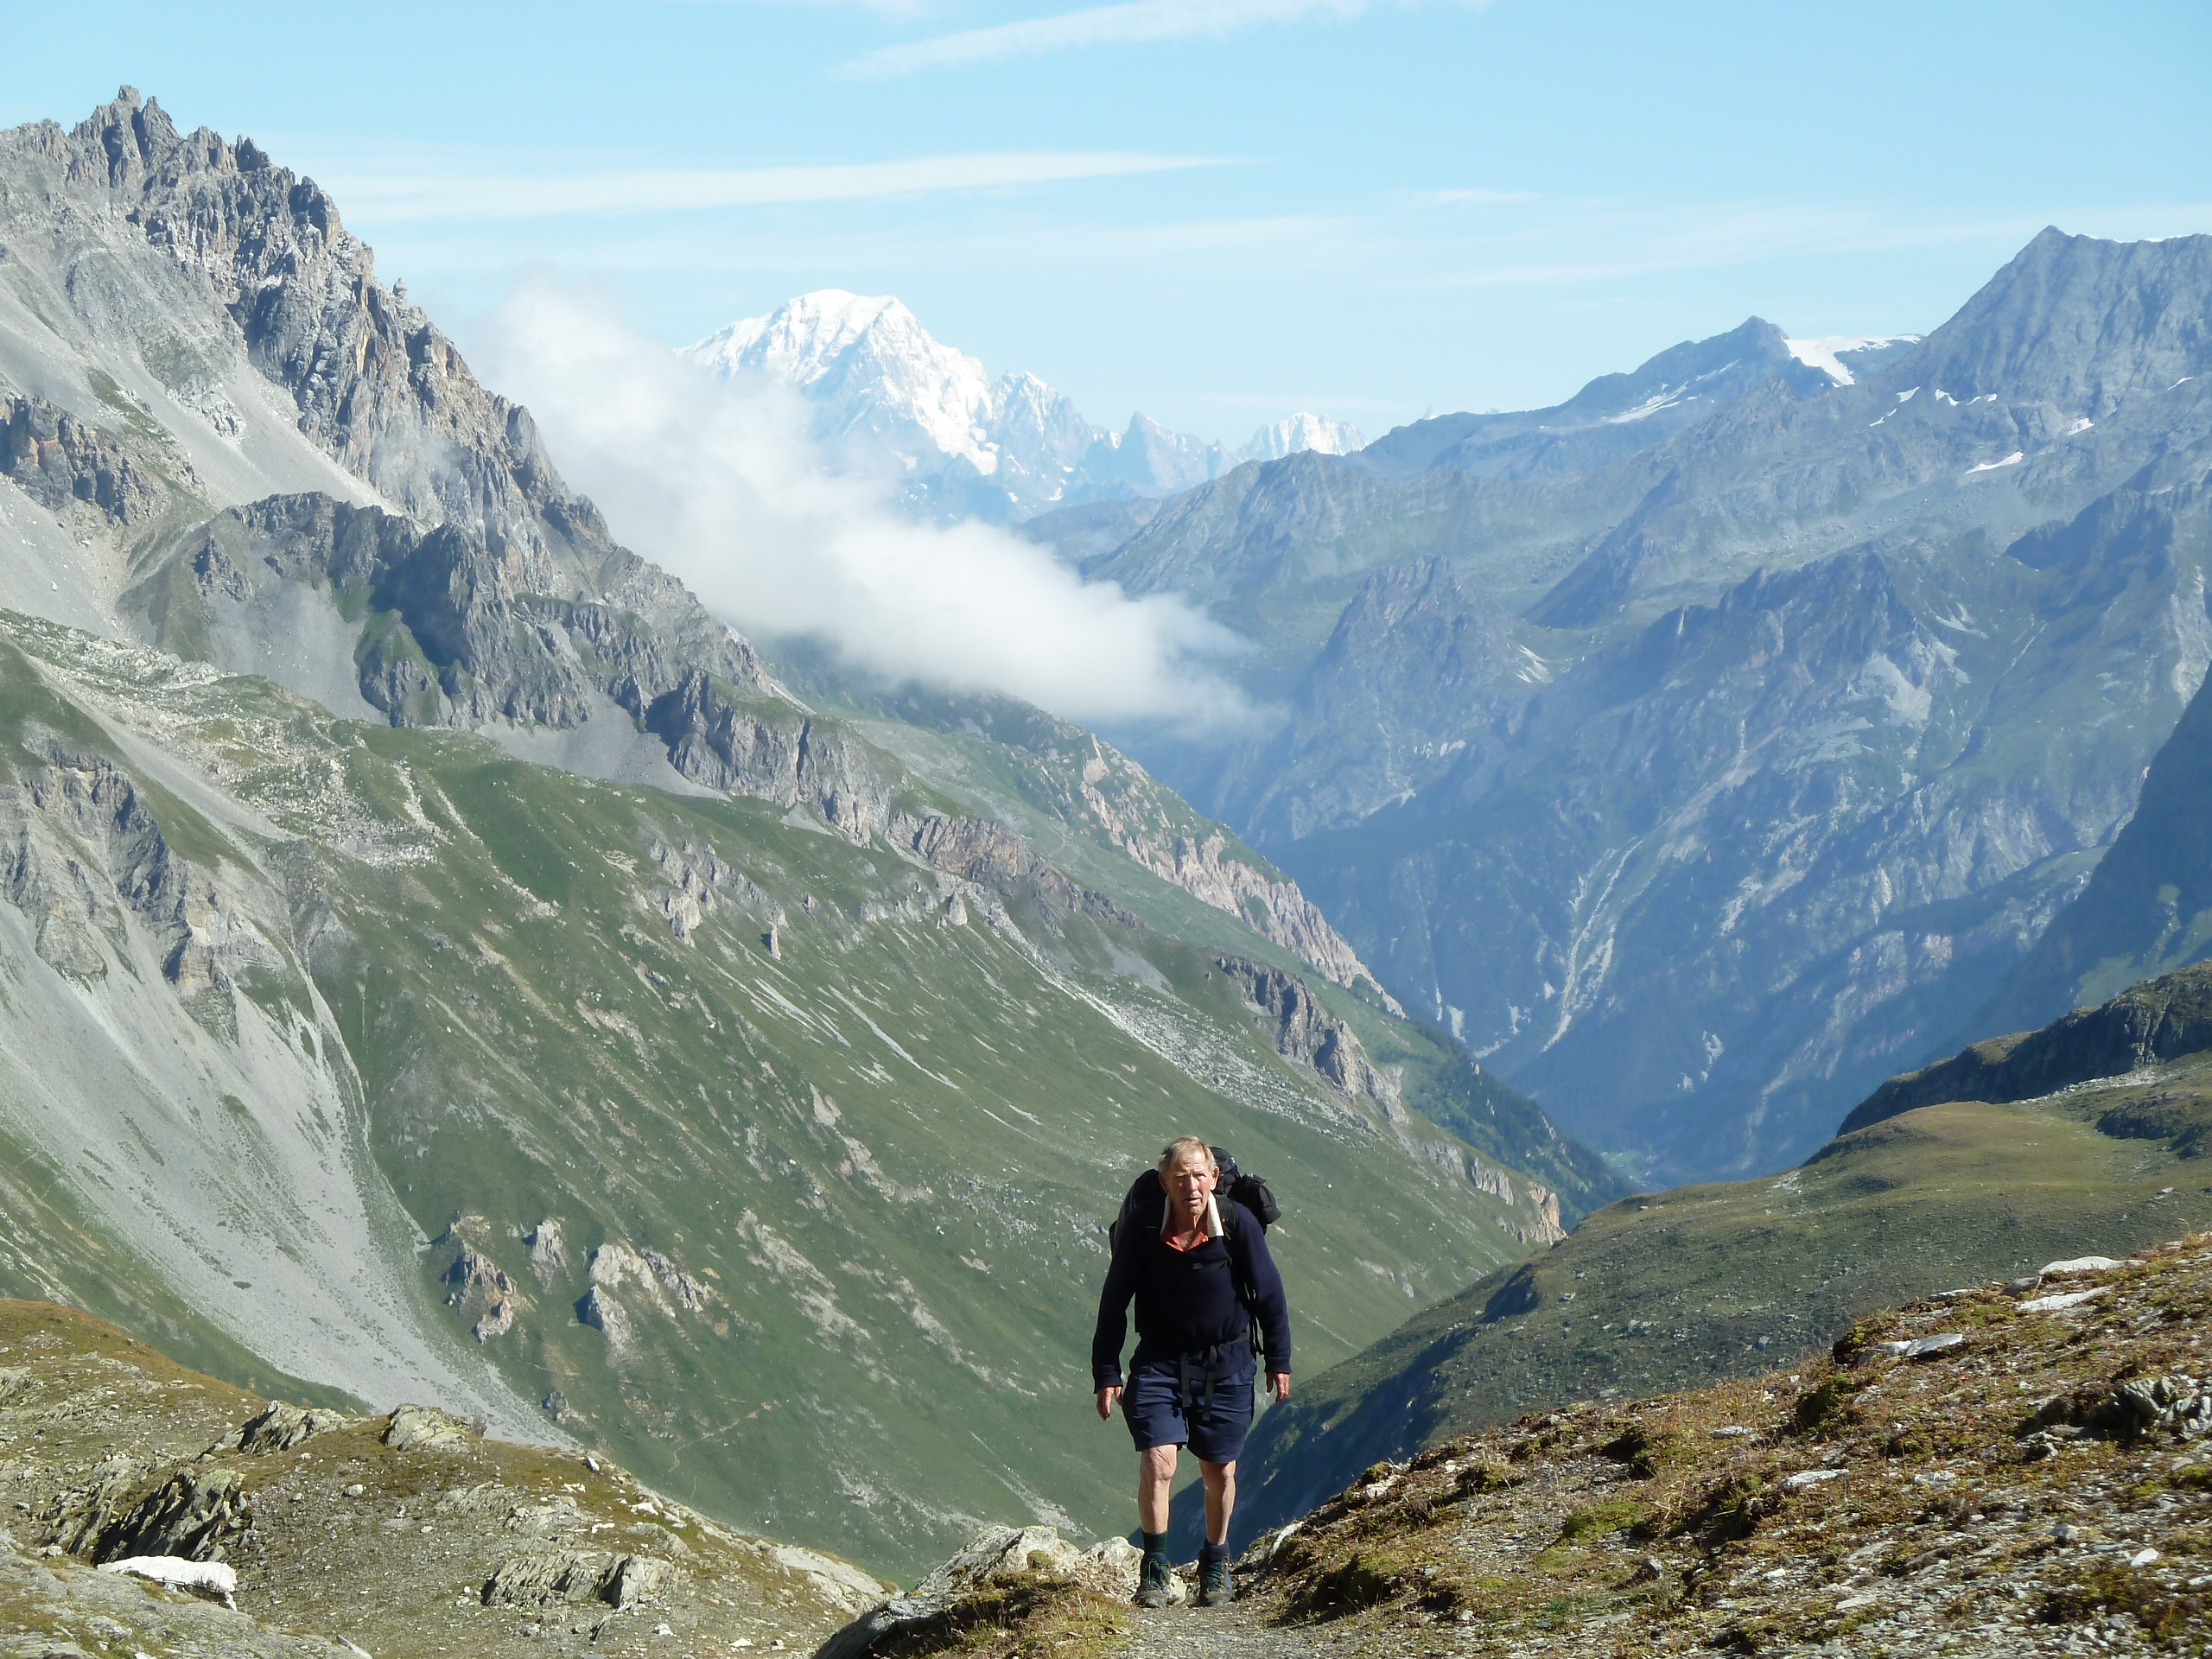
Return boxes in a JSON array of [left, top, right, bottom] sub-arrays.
[[746, 665, 1625, 1222], [0, 609, 1559, 1580], [1231, 1071, 2212, 1541]]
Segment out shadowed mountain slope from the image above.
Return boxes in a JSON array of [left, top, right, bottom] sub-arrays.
[[1035, 228, 2212, 1184], [1974, 573, 2212, 1035]]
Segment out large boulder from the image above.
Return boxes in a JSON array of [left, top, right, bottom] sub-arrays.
[[815, 1525, 1166, 1658], [382, 1403, 486, 1450]]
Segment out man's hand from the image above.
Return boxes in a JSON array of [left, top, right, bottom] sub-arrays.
[[1096, 1386, 1122, 1421], [1267, 1373, 1291, 1403]]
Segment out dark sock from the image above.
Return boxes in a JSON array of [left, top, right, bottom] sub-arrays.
[[1199, 1541, 1229, 1565], [1141, 1531, 1167, 1558]]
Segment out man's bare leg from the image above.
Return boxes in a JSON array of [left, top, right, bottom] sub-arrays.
[[1198, 1459, 1236, 1547], [1138, 1444, 1179, 1535]]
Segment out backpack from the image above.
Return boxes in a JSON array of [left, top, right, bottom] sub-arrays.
[[1107, 1146, 1281, 1359]]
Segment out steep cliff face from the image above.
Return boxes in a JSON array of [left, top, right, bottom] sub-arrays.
[[1, 391, 180, 526], [1222, 556, 1527, 842], [0, 89, 781, 699], [0, 747, 267, 992], [34, 90, 559, 568], [1215, 956, 1407, 1118], [1067, 734, 1397, 1005]]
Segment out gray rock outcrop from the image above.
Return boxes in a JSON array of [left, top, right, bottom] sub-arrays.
[[1216, 956, 1403, 1119], [1, 392, 181, 526], [91, 1468, 247, 1564], [0, 748, 266, 991], [225, 1401, 352, 1455], [482, 1548, 678, 1610], [815, 1525, 1160, 1659], [382, 1404, 486, 1451]]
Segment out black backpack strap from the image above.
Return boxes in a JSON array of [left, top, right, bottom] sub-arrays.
[[1109, 1170, 1166, 1249], [1216, 1201, 1268, 1362]]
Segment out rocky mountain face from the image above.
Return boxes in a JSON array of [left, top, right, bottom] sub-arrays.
[[0, 89, 1613, 1580], [1047, 228, 2212, 1184], [682, 289, 1362, 524]]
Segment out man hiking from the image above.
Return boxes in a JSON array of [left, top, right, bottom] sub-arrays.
[[1092, 1135, 1292, 1610]]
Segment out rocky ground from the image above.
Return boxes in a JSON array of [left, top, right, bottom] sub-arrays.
[[825, 1236, 2212, 1656], [0, 1300, 885, 1659]]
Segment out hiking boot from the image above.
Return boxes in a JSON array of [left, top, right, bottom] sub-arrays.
[[1134, 1551, 1173, 1609], [1197, 1556, 1233, 1606]]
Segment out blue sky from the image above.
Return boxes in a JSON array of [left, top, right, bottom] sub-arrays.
[[6, 1, 2209, 442]]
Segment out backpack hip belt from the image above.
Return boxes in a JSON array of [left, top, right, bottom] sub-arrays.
[[1171, 1338, 1251, 1418]]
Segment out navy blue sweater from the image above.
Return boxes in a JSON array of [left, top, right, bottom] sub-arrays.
[[1091, 1196, 1292, 1388]]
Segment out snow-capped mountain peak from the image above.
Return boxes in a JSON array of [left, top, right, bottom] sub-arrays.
[[1244, 411, 1366, 461], [682, 289, 1367, 523], [688, 290, 1001, 474]]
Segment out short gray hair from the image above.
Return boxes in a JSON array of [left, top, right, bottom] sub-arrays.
[[1157, 1136, 1217, 1175]]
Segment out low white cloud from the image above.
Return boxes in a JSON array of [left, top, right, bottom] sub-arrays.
[[474, 284, 1256, 730], [321, 151, 1225, 224], [849, 0, 1385, 75]]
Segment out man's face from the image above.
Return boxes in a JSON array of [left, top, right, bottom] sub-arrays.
[[1164, 1155, 1217, 1213]]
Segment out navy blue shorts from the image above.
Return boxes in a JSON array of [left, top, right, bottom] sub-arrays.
[[1122, 1351, 1257, 1464]]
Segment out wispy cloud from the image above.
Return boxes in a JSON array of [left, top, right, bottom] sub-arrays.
[[474, 283, 1261, 731], [848, 0, 1401, 76], [319, 150, 1229, 223]]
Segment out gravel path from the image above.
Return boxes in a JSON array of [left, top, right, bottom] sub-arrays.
[[1099, 1597, 1363, 1659]]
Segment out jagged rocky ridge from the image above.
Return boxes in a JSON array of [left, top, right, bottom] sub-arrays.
[[1351, 316, 1866, 482]]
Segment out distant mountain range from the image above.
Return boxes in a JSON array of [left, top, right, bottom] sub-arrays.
[[1027, 227, 2212, 1186], [682, 289, 1363, 523]]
